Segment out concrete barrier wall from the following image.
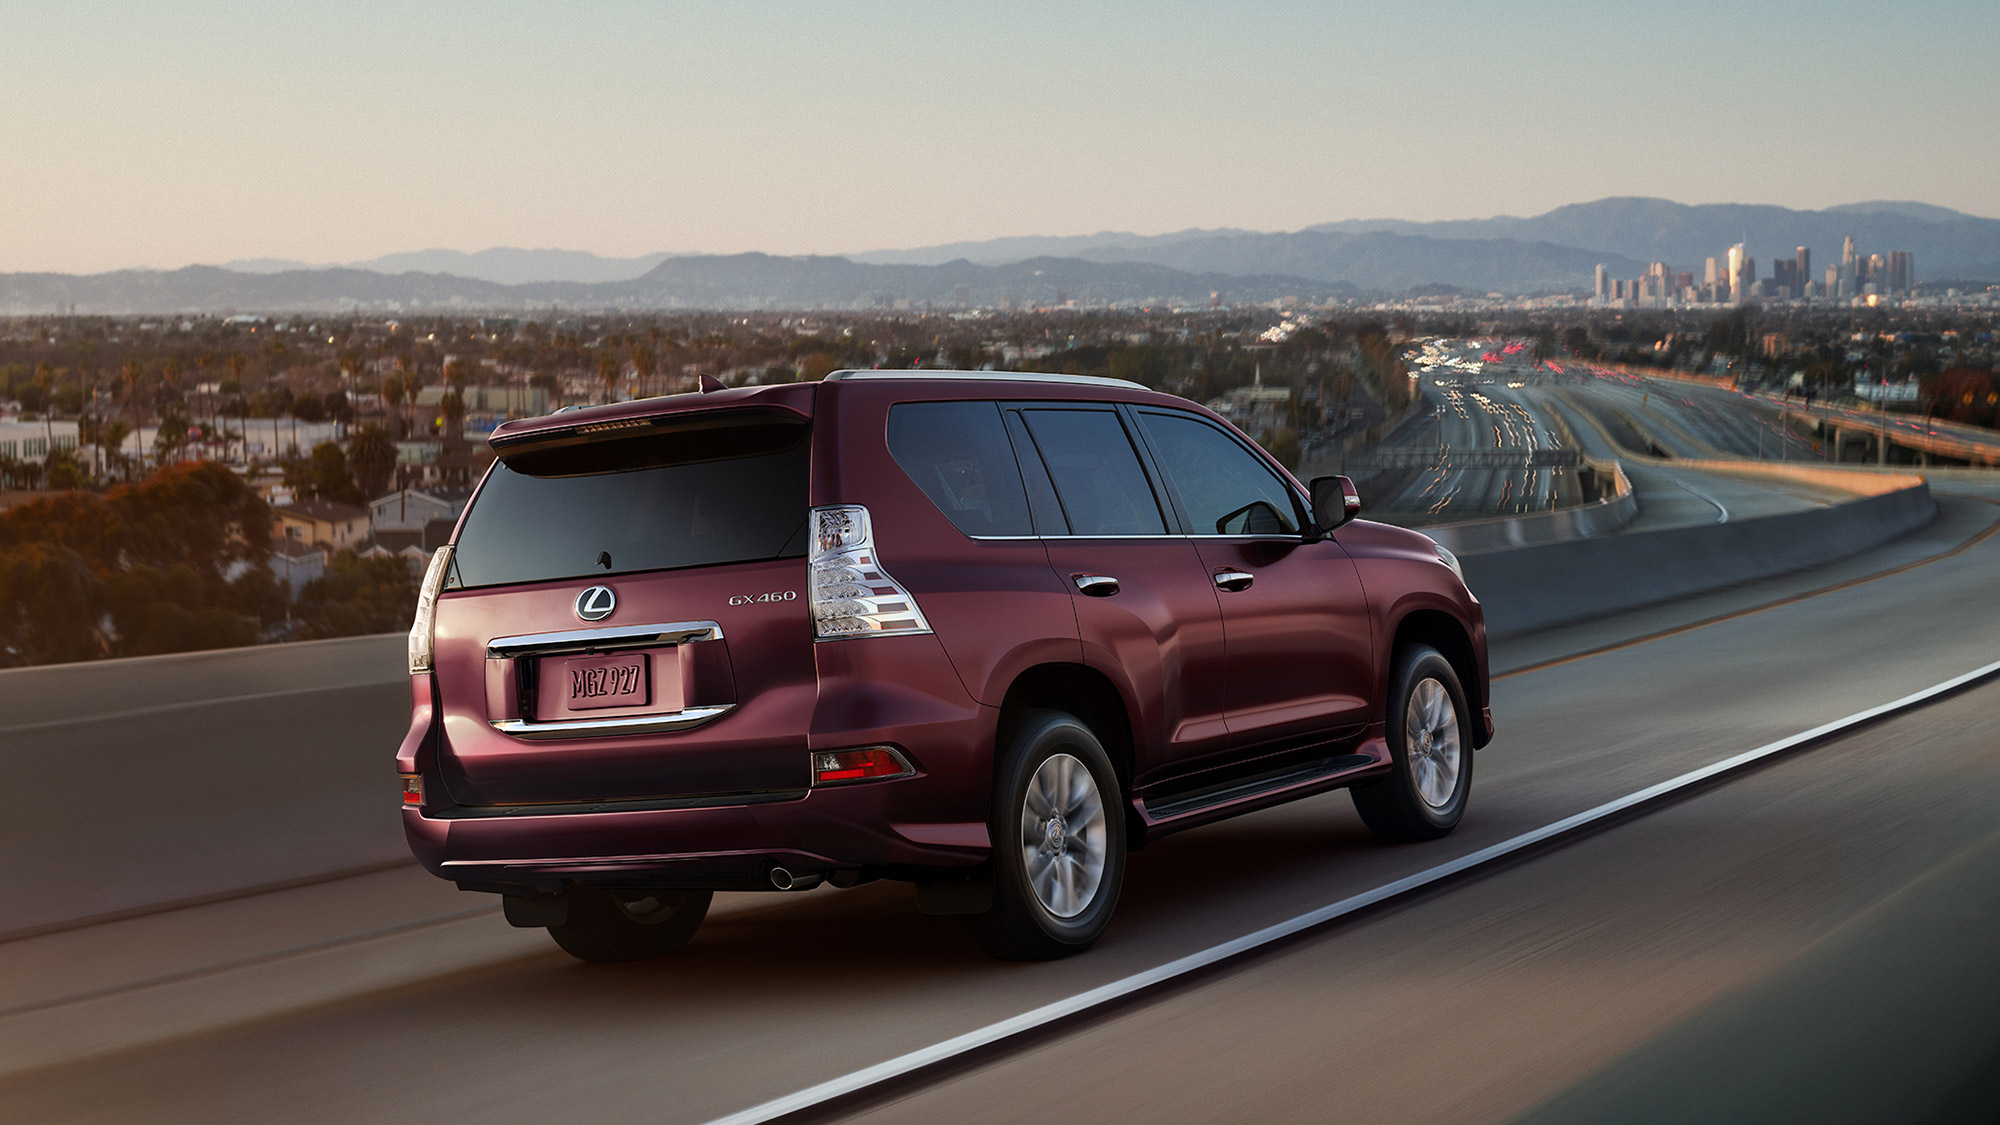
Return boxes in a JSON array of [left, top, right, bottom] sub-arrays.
[[1463, 477, 1937, 637], [0, 635, 408, 938], [1424, 458, 1637, 555]]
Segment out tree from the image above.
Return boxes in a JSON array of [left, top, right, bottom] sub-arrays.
[[154, 408, 191, 464], [97, 419, 132, 482], [294, 551, 418, 639], [381, 373, 407, 439], [631, 344, 659, 397], [347, 425, 398, 501], [324, 389, 353, 425], [303, 441, 363, 505], [0, 541, 103, 664], [597, 351, 621, 403], [0, 461, 276, 665], [440, 390, 466, 440]]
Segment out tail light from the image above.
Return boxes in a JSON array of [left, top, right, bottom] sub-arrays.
[[408, 546, 453, 674], [809, 506, 931, 639], [401, 773, 425, 806], [813, 747, 915, 785]]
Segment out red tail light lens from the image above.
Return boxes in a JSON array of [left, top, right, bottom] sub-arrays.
[[813, 747, 915, 785], [401, 774, 424, 806]]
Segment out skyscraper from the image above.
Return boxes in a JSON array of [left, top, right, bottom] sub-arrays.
[[1796, 247, 1810, 296], [1889, 250, 1914, 293], [1595, 263, 1609, 302], [1728, 243, 1748, 302]]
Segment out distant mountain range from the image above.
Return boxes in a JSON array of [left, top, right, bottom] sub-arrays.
[[5, 198, 1996, 314], [0, 256, 1351, 316], [861, 199, 2000, 285], [220, 247, 686, 285]]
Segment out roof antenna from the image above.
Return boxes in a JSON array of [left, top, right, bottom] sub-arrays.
[[698, 374, 725, 394]]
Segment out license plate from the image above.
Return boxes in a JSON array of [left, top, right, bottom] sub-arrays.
[[561, 654, 650, 710]]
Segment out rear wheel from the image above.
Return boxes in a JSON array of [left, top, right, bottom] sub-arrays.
[[1352, 644, 1472, 843], [963, 710, 1125, 960], [548, 886, 712, 963]]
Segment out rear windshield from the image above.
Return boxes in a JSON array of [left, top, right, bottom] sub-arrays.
[[452, 413, 810, 589]]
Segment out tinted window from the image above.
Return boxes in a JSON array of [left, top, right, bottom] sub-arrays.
[[1004, 410, 1069, 535], [1138, 410, 1300, 535], [887, 401, 1031, 536], [452, 415, 809, 588], [1019, 409, 1166, 536]]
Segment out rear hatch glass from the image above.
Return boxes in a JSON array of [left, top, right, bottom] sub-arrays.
[[454, 411, 811, 588]]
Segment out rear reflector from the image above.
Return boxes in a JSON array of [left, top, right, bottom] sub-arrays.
[[813, 747, 915, 786], [401, 774, 424, 806]]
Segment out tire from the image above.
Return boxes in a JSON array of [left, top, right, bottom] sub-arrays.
[[1352, 644, 1473, 843], [547, 886, 712, 963], [962, 709, 1126, 960]]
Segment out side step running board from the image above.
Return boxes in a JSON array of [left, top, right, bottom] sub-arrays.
[[1139, 752, 1380, 823]]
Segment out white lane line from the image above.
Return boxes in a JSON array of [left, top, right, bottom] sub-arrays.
[[705, 658, 2000, 1125], [1668, 475, 1731, 523]]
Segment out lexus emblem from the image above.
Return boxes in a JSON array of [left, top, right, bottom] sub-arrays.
[[574, 585, 616, 622]]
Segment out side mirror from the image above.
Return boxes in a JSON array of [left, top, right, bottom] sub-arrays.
[[1310, 475, 1362, 532]]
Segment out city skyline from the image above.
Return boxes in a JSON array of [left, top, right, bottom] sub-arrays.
[[4, 0, 1997, 274]]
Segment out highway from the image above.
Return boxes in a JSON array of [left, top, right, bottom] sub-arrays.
[[1367, 342, 1582, 519], [3, 478, 1998, 1122]]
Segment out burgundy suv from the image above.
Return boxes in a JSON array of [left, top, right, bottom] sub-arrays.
[[398, 371, 1491, 961]]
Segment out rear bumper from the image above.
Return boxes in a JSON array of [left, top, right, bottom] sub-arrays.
[[404, 772, 991, 891]]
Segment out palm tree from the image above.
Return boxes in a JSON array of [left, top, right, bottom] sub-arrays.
[[382, 373, 406, 441], [33, 361, 62, 462], [119, 359, 143, 473], [631, 344, 658, 398], [597, 351, 620, 404], [226, 353, 249, 462]]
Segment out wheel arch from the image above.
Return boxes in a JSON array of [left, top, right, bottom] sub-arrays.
[[1387, 608, 1488, 748], [997, 662, 1138, 803]]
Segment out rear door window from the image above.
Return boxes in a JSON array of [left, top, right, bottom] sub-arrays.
[[1018, 409, 1168, 536], [452, 413, 810, 588], [887, 401, 1032, 537]]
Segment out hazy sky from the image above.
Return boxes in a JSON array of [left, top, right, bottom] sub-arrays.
[[5, 0, 1997, 273]]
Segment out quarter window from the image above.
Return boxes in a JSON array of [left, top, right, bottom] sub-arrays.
[[1138, 410, 1300, 535], [887, 401, 1032, 537]]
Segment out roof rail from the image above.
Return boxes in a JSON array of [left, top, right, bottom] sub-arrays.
[[824, 369, 1148, 391]]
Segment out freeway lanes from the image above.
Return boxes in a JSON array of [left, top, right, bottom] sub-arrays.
[[3, 482, 1998, 1122], [1372, 374, 1580, 518]]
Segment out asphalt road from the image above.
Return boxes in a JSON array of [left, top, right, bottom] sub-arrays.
[[1530, 388, 1846, 529], [4, 482, 1998, 1122]]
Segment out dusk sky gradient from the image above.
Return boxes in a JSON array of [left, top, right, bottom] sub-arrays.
[[5, 0, 1997, 273]]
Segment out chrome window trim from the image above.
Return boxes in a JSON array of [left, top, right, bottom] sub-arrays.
[[486, 620, 724, 660], [964, 533, 1310, 542], [489, 704, 736, 741], [825, 370, 1147, 391]]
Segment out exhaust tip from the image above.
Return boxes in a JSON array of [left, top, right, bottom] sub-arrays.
[[770, 867, 824, 892]]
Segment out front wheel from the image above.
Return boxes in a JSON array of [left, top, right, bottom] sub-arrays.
[[963, 710, 1126, 960], [1352, 644, 1472, 842], [548, 886, 712, 963]]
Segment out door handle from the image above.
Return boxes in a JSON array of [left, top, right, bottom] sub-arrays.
[[1213, 569, 1254, 592], [1073, 573, 1120, 596]]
